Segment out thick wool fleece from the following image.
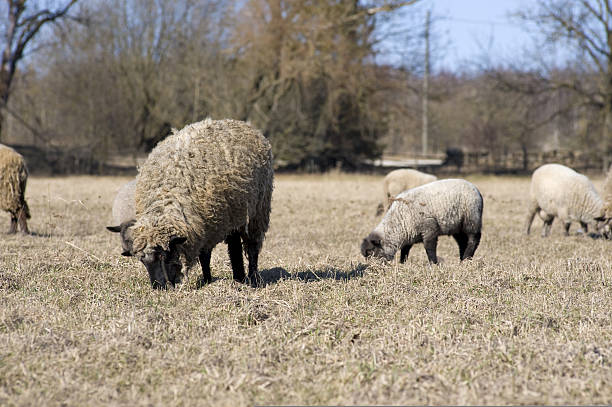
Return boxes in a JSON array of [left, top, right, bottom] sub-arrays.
[[0, 144, 30, 217], [526, 163, 604, 233], [111, 179, 136, 225], [132, 118, 273, 267], [373, 178, 482, 258]]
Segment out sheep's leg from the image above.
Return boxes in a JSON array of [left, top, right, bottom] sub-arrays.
[[17, 207, 29, 235], [198, 249, 212, 285], [244, 240, 262, 287], [453, 232, 468, 260], [8, 213, 17, 234], [399, 244, 412, 263], [563, 221, 571, 236], [423, 236, 438, 264], [462, 232, 481, 260], [580, 221, 588, 234], [225, 231, 245, 282], [542, 215, 554, 237], [525, 202, 539, 235]]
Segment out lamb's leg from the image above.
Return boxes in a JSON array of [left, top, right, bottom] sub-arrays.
[[225, 231, 245, 282], [525, 202, 539, 235], [17, 207, 29, 235], [462, 232, 481, 260], [452, 232, 468, 259], [199, 249, 212, 285], [8, 213, 17, 234], [542, 215, 554, 237], [423, 235, 439, 264], [399, 244, 412, 263], [563, 221, 571, 236]]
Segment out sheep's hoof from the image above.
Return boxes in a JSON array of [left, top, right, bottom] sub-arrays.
[[196, 276, 212, 288], [245, 274, 262, 288]]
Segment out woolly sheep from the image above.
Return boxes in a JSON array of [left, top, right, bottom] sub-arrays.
[[106, 179, 136, 256], [130, 118, 274, 289], [0, 144, 30, 234], [375, 168, 437, 216], [601, 166, 612, 238], [525, 163, 606, 237], [362, 179, 483, 264]]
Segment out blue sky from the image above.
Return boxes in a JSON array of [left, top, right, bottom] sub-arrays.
[[432, 0, 532, 69], [380, 0, 536, 71]]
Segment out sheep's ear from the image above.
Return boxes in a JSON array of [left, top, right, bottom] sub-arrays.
[[107, 225, 121, 233], [121, 250, 133, 257], [594, 216, 606, 222], [169, 236, 187, 248]]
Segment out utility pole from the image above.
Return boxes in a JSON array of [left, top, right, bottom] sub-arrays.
[[421, 10, 430, 156]]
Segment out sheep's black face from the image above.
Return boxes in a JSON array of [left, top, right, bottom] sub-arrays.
[[361, 232, 394, 261], [139, 237, 187, 289]]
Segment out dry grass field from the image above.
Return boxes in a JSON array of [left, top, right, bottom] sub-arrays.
[[0, 173, 610, 406]]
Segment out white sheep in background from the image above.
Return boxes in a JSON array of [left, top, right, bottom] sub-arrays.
[[375, 168, 437, 216], [106, 179, 136, 256], [525, 163, 606, 237], [362, 179, 483, 264]]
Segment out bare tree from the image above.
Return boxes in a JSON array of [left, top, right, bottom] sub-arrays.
[[0, 0, 78, 140], [512, 0, 612, 154]]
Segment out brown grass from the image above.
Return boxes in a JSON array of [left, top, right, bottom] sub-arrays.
[[0, 174, 610, 406]]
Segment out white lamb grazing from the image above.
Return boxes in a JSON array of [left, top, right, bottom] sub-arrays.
[[525, 163, 606, 237], [375, 169, 437, 216], [362, 179, 483, 264]]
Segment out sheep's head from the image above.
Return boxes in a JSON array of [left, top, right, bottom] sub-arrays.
[[106, 219, 136, 256], [361, 231, 394, 261], [595, 216, 612, 239], [136, 236, 187, 289]]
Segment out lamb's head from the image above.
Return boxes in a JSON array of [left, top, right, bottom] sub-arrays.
[[595, 216, 612, 239], [106, 219, 136, 256], [361, 231, 394, 261], [134, 236, 187, 289]]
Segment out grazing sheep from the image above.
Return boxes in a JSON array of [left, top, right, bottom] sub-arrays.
[[375, 168, 437, 216], [130, 118, 274, 289], [0, 144, 30, 234], [362, 179, 483, 264], [106, 179, 136, 256], [601, 166, 612, 238], [525, 163, 606, 237]]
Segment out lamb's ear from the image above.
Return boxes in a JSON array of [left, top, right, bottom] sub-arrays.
[[169, 236, 187, 249], [121, 250, 133, 257], [107, 225, 121, 233]]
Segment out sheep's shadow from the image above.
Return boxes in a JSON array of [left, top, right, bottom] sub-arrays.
[[258, 264, 367, 286]]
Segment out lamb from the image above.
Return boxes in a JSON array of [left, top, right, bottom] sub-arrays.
[[106, 179, 136, 256], [525, 163, 606, 237], [130, 118, 273, 289], [0, 144, 30, 234], [362, 179, 483, 264], [601, 166, 612, 238], [375, 168, 437, 216]]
